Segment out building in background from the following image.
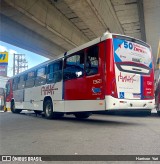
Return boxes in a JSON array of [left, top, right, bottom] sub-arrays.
[[0, 51, 8, 77], [0, 76, 9, 111], [0, 52, 9, 110], [0, 76, 9, 88]]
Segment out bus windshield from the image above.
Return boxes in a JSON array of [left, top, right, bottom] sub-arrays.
[[113, 35, 152, 75]]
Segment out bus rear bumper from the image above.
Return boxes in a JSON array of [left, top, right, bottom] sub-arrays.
[[105, 96, 155, 110]]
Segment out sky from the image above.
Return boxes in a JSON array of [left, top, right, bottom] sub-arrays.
[[0, 41, 49, 77]]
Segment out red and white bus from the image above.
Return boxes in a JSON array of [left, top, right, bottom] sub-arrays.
[[5, 33, 155, 119]]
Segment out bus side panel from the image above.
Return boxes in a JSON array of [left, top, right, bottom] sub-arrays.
[[13, 89, 24, 109], [24, 82, 63, 112], [64, 100, 105, 112], [105, 38, 117, 97], [142, 69, 154, 100], [13, 90, 24, 102], [64, 42, 105, 101], [83, 42, 106, 100]]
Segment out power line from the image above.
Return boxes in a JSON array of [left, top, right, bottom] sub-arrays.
[[13, 54, 28, 75]]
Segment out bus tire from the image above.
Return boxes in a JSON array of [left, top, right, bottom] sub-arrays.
[[11, 101, 15, 113], [44, 99, 54, 119], [44, 99, 64, 119], [74, 112, 92, 119], [11, 101, 22, 114]]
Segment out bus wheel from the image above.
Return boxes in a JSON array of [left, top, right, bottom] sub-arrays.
[[74, 112, 92, 119], [11, 101, 16, 113], [11, 101, 22, 114], [44, 100, 64, 119], [44, 99, 54, 119], [34, 110, 42, 115]]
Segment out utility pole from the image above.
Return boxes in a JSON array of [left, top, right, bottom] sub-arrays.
[[13, 54, 28, 75]]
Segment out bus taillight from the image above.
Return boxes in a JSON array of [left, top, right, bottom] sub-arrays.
[[111, 79, 118, 98]]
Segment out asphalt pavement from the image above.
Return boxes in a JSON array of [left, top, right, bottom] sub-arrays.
[[0, 111, 160, 162]]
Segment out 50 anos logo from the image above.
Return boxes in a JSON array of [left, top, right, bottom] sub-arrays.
[[123, 41, 146, 54], [124, 40, 134, 50]]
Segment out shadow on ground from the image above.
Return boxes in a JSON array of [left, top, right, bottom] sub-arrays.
[[16, 111, 148, 127]]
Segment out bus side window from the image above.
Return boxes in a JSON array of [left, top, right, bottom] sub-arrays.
[[18, 75, 26, 89], [13, 77, 19, 91], [35, 67, 46, 86], [47, 60, 62, 83], [86, 45, 99, 76], [63, 51, 85, 80], [25, 71, 35, 88]]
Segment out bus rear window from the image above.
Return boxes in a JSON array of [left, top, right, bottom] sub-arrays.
[[116, 62, 151, 75], [113, 35, 152, 75]]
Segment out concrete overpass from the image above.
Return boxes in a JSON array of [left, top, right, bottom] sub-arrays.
[[0, 0, 160, 64]]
